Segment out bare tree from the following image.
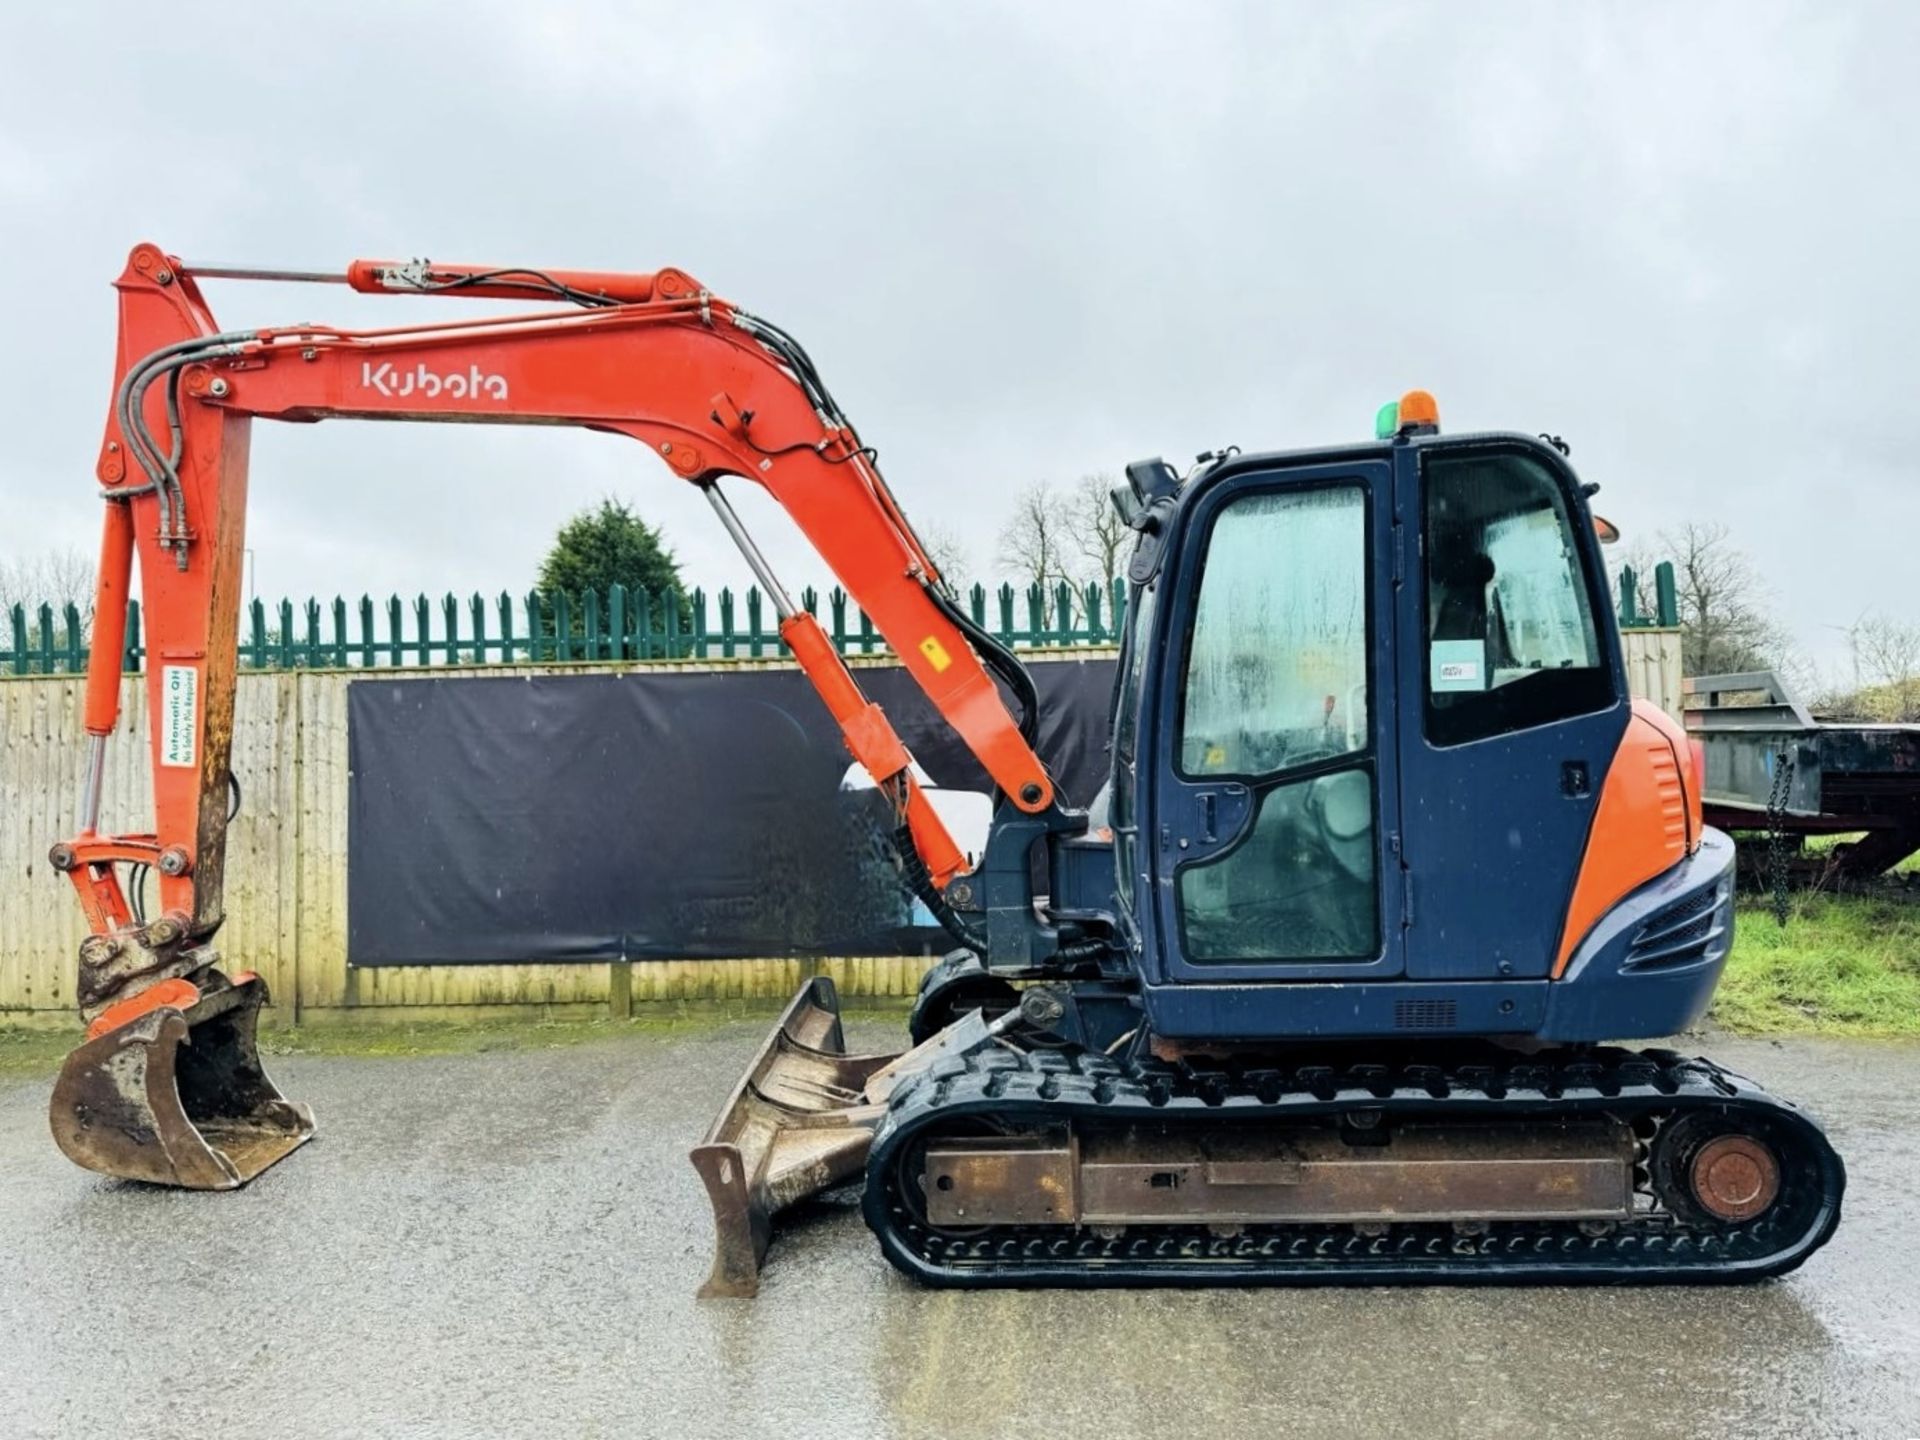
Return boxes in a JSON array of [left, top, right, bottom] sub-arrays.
[[996, 480, 1075, 627], [1063, 472, 1128, 594], [915, 520, 973, 588], [0, 558, 21, 620], [1854, 614, 1920, 721], [0, 546, 96, 639], [1659, 521, 1788, 677]]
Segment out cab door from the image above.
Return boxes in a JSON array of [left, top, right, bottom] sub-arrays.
[[1392, 440, 1628, 980], [1150, 459, 1404, 982]]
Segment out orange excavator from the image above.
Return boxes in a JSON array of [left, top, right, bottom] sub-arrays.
[[51, 243, 1841, 1294]]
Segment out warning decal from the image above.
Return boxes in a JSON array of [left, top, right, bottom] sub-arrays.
[[161, 665, 198, 768]]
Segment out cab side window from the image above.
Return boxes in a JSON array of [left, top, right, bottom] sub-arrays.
[[1179, 486, 1368, 778], [1422, 450, 1612, 747]]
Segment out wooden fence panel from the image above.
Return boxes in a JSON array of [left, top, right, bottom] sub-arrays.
[[1, 657, 979, 1022], [1623, 628, 1685, 725]]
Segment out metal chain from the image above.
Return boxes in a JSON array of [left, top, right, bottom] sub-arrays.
[[1766, 747, 1797, 927]]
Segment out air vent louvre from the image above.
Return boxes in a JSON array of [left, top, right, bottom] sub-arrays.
[[1623, 884, 1725, 972], [1393, 999, 1458, 1030]]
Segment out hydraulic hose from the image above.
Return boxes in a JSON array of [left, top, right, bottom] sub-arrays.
[[893, 821, 985, 954], [923, 580, 1042, 754]]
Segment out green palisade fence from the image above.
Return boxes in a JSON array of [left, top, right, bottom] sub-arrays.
[[2, 578, 1132, 677], [1, 564, 1678, 678], [1616, 561, 1680, 629]]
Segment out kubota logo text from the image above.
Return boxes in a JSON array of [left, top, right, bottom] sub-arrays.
[[360, 361, 510, 402]]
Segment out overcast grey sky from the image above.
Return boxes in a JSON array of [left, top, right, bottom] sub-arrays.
[[1, 2, 1911, 675]]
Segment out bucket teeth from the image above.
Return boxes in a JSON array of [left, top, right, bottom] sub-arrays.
[[49, 972, 315, 1189]]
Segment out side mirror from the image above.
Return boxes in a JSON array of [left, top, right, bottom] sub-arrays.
[[1124, 456, 1180, 507]]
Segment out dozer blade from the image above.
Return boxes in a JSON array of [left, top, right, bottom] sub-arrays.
[[50, 974, 315, 1190], [691, 977, 898, 1298], [692, 976, 1012, 1297]]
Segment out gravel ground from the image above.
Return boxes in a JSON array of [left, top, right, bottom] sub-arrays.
[[1, 1019, 1915, 1440]]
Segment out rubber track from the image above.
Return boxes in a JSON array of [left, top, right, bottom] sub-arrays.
[[863, 1043, 1845, 1287]]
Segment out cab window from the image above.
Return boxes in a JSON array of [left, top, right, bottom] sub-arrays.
[[1179, 486, 1368, 778], [1422, 450, 1611, 747]]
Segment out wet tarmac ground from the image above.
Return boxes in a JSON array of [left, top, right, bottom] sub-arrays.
[[2, 1020, 1916, 1440]]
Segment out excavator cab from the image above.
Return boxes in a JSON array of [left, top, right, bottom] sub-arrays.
[[1126, 426, 1650, 1037]]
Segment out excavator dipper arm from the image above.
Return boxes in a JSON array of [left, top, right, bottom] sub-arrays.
[[50, 242, 1057, 1194]]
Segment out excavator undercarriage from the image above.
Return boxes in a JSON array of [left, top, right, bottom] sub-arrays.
[[702, 977, 1843, 1292]]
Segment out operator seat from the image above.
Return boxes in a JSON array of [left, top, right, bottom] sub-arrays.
[[1430, 551, 1496, 641]]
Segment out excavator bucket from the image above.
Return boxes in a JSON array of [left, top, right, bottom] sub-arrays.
[[50, 974, 315, 1189], [691, 977, 898, 1297]]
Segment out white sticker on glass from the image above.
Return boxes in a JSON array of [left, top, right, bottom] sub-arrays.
[[1430, 640, 1486, 693]]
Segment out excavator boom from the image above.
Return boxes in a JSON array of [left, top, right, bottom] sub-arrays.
[[51, 243, 1061, 1194]]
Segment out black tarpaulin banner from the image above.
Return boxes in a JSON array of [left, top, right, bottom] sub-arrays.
[[346, 659, 1115, 965]]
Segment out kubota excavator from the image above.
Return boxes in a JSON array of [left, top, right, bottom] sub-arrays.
[[52, 243, 1842, 1295]]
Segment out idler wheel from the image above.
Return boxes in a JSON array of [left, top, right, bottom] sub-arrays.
[[1690, 1134, 1781, 1223], [1654, 1114, 1786, 1228]]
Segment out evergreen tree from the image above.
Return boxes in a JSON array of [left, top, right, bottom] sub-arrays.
[[537, 499, 686, 613]]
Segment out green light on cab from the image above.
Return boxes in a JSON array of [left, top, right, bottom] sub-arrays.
[[1374, 401, 1399, 439]]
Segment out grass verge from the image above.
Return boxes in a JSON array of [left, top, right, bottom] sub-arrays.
[[1713, 892, 1920, 1038], [0, 1028, 72, 1078]]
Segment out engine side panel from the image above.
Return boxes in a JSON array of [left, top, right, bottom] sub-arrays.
[[1541, 827, 1735, 1043], [1553, 698, 1701, 976]]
